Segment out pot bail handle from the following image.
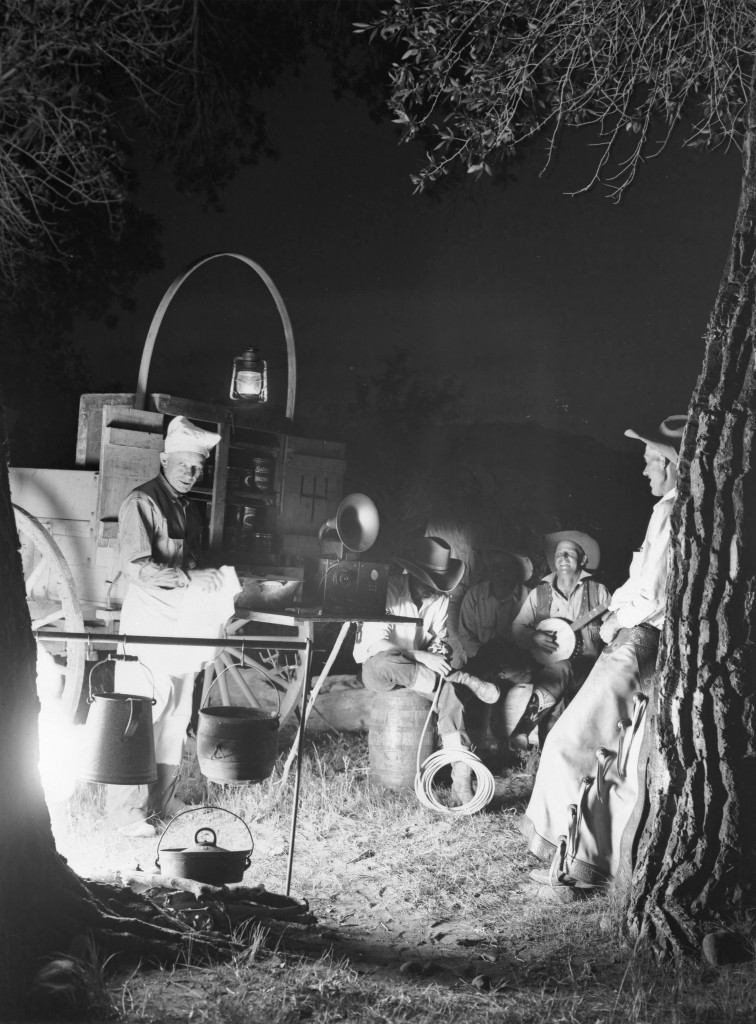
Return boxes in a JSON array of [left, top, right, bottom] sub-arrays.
[[87, 656, 111, 703], [87, 652, 158, 706], [201, 645, 282, 719]]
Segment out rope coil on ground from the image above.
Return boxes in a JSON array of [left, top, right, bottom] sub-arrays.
[[414, 748, 495, 816], [409, 675, 496, 815]]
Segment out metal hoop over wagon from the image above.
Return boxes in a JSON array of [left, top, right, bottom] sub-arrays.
[[10, 253, 347, 723]]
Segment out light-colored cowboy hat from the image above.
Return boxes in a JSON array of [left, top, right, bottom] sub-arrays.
[[544, 531, 600, 572], [481, 545, 533, 584], [624, 414, 687, 465], [395, 536, 465, 594]]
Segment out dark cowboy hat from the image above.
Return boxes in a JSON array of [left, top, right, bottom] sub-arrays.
[[395, 536, 465, 594], [624, 414, 687, 465], [481, 545, 533, 584], [544, 531, 601, 573]]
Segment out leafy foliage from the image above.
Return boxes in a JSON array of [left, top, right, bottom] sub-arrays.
[[363, 0, 752, 197]]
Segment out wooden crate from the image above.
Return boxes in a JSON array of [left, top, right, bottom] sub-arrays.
[[95, 406, 164, 544], [277, 436, 346, 537], [76, 393, 137, 467]]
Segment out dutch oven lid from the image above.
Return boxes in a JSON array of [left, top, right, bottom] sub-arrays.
[[162, 827, 251, 856], [175, 827, 229, 854]]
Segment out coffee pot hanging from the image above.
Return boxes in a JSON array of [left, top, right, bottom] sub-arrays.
[[78, 657, 157, 785]]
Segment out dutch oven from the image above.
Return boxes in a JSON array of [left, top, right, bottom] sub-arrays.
[[156, 806, 254, 886]]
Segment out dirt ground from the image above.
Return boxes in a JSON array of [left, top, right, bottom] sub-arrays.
[[57, 734, 617, 991], [51, 731, 755, 1023]]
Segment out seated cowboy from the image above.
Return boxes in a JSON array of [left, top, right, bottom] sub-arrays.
[[508, 531, 611, 751], [456, 545, 533, 680], [353, 536, 499, 804]]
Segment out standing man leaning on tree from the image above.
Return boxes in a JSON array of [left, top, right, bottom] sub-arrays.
[[107, 416, 240, 838], [520, 415, 685, 900]]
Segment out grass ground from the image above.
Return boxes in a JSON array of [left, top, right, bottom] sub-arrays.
[[52, 730, 755, 1024]]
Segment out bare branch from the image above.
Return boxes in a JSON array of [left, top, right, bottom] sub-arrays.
[[371, 0, 754, 197]]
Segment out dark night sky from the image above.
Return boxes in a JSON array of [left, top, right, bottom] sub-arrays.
[[77, 49, 743, 452]]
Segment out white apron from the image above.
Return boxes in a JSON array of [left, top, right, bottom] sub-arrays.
[[116, 566, 241, 763]]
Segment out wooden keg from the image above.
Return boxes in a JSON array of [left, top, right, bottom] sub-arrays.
[[368, 688, 436, 790]]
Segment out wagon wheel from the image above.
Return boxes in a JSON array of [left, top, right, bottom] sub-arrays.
[[13, 504, 86, 721], [239, 647, 303, 723], [200, 619, 307, 725]]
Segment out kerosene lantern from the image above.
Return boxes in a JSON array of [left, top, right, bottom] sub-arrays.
[[229, 347, 268, 403]]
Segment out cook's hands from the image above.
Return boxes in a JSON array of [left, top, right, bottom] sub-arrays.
[[188, 568, 225, 592], [599, 612, 620, 645], [411, 650, 451, 676], [531, 628, 558, 653]]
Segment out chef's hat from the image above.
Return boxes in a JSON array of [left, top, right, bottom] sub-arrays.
[[164, 416, 221, 458]]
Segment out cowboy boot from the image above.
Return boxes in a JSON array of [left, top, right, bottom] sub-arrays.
[[508, 689, 557, 751], [440, 733, 476, 806], [447, 671, 499, 704], [450, 761, 475, 806]]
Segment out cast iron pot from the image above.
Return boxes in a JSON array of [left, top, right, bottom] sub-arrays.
[[155, 806, 254, 886]]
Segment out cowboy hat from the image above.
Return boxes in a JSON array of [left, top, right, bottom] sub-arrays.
[[481, 545, 533, 584], [395, 536, 465, 594], [544, 531, 600, 572], [624, 414, 686, 465]]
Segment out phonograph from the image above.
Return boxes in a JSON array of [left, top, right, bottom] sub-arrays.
[[296, 493, 390, 616]]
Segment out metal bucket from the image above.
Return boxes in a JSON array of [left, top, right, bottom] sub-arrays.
[[197, 671, 280, 784], [368, 688, 436, 790], [79, 692, 157, 785]]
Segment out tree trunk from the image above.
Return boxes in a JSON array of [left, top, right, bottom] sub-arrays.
[[0, 400, 72, 1013], [628, 79, 756, 957]]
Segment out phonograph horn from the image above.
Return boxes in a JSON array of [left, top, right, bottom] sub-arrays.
[[317, 493, 380, 553]]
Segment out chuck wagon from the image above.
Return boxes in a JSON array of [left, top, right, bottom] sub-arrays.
[[9, 254, 348, 725]]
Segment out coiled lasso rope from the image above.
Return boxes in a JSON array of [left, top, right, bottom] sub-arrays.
[[412, 680, 496, 816]]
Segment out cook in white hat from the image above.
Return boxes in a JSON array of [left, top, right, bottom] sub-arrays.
[[108, 414, 235, 838]]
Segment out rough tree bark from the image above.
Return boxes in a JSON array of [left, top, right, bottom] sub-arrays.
[[0, 401, 70, 1013], [628, 77, 756, 957]]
